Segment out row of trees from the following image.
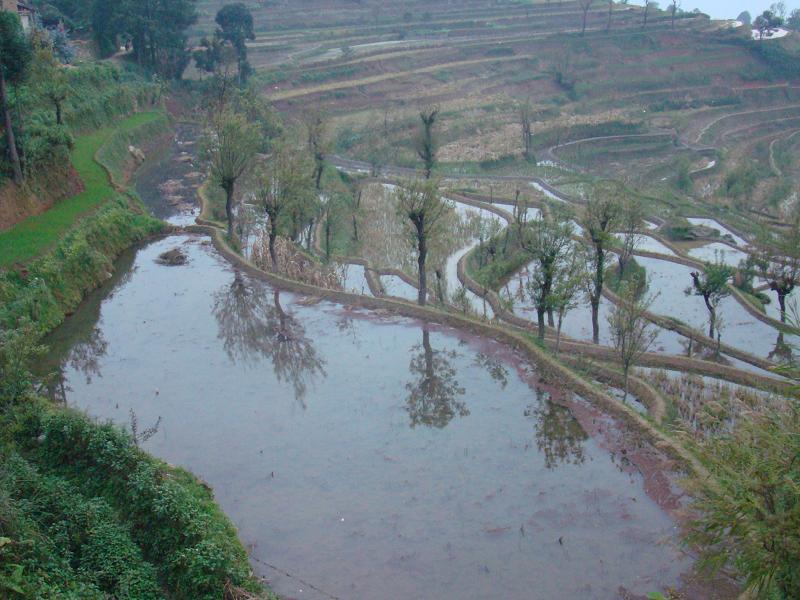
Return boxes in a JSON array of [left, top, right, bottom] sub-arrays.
[[35, 0, 199, 78], [576, 0, 687, 36]]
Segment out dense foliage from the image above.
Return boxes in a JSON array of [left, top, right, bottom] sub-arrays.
[[91, 0, 198, 78], [687, 400, 800, 599]]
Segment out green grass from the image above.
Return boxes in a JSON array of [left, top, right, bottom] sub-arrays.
[[0, 111, 163, 269]]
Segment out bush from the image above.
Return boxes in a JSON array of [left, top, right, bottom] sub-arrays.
[[0, 452, 163, 599], [662, 216, 695, 241], [16, 408, 257, 600], [0, 197, 164, 334]]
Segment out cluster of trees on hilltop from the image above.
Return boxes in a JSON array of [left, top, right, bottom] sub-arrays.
[[32, 0, 198, 79]]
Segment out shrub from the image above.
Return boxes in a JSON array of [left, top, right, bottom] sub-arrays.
[[17, 409, 257, 600]]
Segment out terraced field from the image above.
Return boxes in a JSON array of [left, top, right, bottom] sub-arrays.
[[189, 1, 798, 219]]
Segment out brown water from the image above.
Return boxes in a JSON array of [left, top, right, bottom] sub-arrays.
[[40, 234, 717, 600]]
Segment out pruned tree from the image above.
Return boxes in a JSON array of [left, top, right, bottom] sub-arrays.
[[578, 0, 595, 35], [754, 10, 784, 39], [582, 181, 623, 343], [685, 254, 733, 339], [617, 195, 644, 277], [608, 282, 658, 402], [754, 211, 800, 323], [194, 33, 239, 108], [550, 248, 588, 353], [642, 0, 656, 28], [254, 139, 315, 268], [304, 110, 329, 191], [201, 110, 260, 239], [29, 44, 68, 126], [416, 105, 439, 179], [518, 211, 575, 340], [215, 2, 256, 85], [670, 0, 680, 28], [0, 12, 31, 185], [394, 178, 451, 305], [519, 99, 535, 162]]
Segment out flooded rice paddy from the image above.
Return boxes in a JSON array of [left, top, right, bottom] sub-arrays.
[[43, 236, 705, 600]]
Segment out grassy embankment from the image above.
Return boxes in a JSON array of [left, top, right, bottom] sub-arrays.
[[0, 111, 165, 269], [0, 98, 273, 598]]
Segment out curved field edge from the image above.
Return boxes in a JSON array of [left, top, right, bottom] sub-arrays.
[[0, 117, 274, 599], [191, 180, 710, 480], [0, 111, 166, 269]]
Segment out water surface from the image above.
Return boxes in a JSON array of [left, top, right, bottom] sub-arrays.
[[43, 236, 704, 600]]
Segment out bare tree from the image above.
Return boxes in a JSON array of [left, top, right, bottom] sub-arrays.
[[670, 0, 681, 28], [685, 253, 733, 339], [617, 195, 644, 277], [754, 211, 800, 323], [606, 0, 614, 31], [202, 110, 260, 239], [578, 0, 595, 35], [608, 282, 658, 402], [642, 0, 655, 28], [304, 110, 329, 191], [582, 181, 623, 343], [416, 106, 439, 179], [520, 99, 535, 162], [394, 178, 451, 305], [518, 211, 575, 340], [551, 248, 588, 353]]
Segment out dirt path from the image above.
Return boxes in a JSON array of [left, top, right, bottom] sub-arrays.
[[769, 128, 800, 177], [693, 104, 800, 144]]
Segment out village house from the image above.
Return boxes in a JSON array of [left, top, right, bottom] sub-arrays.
[[1, 0, 35, 31]]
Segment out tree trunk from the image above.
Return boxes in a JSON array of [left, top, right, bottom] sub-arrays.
[[643, 3, 650, 27], [707, 302, 716, 339], [778, 291, 787, 323], [224, 181, 235, 239], [352, 214, 359, 242], [416, 224, 427, 306], [591, 246, 605, 344], [268, 226, 278, 268], [435, 269, 444, 304], [55, 101, 63, 126], [581, 9, 588, 35], [314, 162, 323, 190], [0, 71, 23, 185], [622, 368, 629, 403], [536, 306, 546, 340], [325, 219, 331, 260], [607, 1, 613, 30], [556, 315, 564, 354], [590, 295, 600, 344]]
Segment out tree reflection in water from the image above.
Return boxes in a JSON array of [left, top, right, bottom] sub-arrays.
[[472, 352, 509, 389], [41, 326, 109, 404], [405, 328, 467, 428], [212, 271, 326, 408], [526, 389, 588, 469]]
